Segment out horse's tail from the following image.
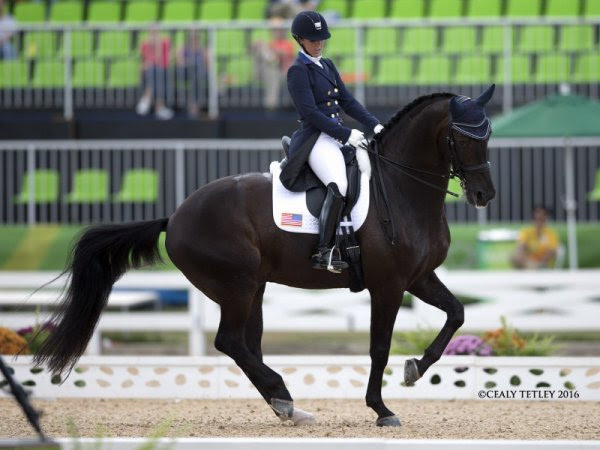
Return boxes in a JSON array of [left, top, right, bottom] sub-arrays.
[[33, 217, 169, 375]]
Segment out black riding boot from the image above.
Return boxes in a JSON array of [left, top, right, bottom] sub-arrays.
[[311, 183, 349, 273]]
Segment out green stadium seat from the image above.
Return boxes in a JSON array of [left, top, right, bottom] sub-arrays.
[[546, 0, 580, 17], [559, 25, 595, 52], [108, 58, 141, 87], [441, 27, 477, 53], [506, 0, 540, 17], [199, 0, 233, 20], [32, 61, 65, 88], [352, 0, 386, 18], [14, 170, 60, 204], [223, 57, 254, 86], [163, 0, 196, 22], [587, 168, 600, 201], [466, 0, 502, 17], [49, 1, 83, 23], [113, 169, 159, 203], [87, 2, 121, 23], [14, 2, 46, 23], [72, 60, 106, 88], [416, 55, 451, 84], [23, 31, 57, 58], [97, 31, 132, 57], [495, 55, 533, 83], [365, 28, 399, 55], [125, 1, 158, 23], [238, 0, 268, 20], [517, 26, 555, 52], [584, 0, 600, 16], [249, 29, 271, 45], [59, 31, 94, 58], [325, 28, 356, 56], [534, 54, 570, 83], [481, 26, 513, 53], [446, 177, 464, 202], [402, 27, 438, 54], [573, 53, 600, 82], [0, 60, 29, 88], [336, 57, 375, 84], [318, 0, 349, 18], [429, 0, 463, 18], [390, 0, 425, 18], [454, 55, 492, 84], [64, 170, 109, 203], [371, 56, 413, 85], [216, 30, 247, 56]]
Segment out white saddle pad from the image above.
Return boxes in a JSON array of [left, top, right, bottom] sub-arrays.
[[270, 161, 370, 234]]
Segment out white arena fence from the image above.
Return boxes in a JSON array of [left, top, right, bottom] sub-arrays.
[[1, 269, 600, 357], [1, 138, 600, 226], [1, 18, 599, 118]]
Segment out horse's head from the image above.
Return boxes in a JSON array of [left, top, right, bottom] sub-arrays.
[[448, 84, 496, 207]]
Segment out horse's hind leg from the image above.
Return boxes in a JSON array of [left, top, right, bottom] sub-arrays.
[[406, 272, 464, 385]]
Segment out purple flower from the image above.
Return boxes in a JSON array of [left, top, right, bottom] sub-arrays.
[[444, 335, 493, 356], [17, 326, 34, 336]]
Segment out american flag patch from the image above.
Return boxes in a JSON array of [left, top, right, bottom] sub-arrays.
[[281, 213, 302, 227]]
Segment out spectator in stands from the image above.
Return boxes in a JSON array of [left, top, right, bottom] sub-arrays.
[[136, 26, 174, 120], [268, 0, 317, 19], [0, 0, 17, 60], [252, 17, 295, 110], [177, 30, 208, 119], [511, 206, 560, 269]]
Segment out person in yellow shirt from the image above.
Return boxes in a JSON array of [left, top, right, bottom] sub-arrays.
[[512, 206, 560, 269]]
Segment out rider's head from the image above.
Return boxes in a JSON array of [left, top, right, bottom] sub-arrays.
[[291, 11, 330, 58]]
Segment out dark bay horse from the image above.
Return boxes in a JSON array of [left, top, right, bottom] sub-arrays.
[[34, 85, 496, 427]]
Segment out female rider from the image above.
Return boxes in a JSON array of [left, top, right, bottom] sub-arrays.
[[280, 11, 384, 273]]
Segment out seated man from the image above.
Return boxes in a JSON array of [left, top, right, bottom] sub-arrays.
[[511, 206, 560, 269]]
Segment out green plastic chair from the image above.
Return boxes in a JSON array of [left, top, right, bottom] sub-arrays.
[[49, 1, 83, 23], [318, 0, 349, 18], [466, 0, 502, 17], [371, 56, 413, 85], [32, 61, 65, 88], [125, 1, 158, 23], [0, 60, 29, 88], [534, 54, 570, 83], [238, 0, 268, 20], [14, 170, 60, 204], [453, 55, 492, 84], [584, 0, 600, 16], [97, 31, 132, 58], [326, 28, 356, 57], [402, 27, 438, 54], [336, 57, 375, 84], [481, 25, 514, 53], [365, 28, 399, 55], [441, 27, 477, 53], [415, 55, 451, 85], [445, 178, 464, 202], [559, 25, 594, 52], [429, 0, 463, 18], [199, 0, 233, 20], [495, 55, 533, 84], [59, 31, 94, 58], [72, 60, 106, 88], [108, 58, 141, 87], [223, 57, 254, 86], [390, 0, 425, 18], [216, 30, 247, 56], [88, 2, 121, 23], [113, 169, 159, 203], [546, 0, 580, 17], [587, 168, 600, 201], [506, 0, 541, 17], [163, 0, 196, 22], [65, 170, 109, 203], [352, 0, 386, 19], [23, 31, 57, 58], [14, 2, 46, 23], [573, 53, 600, 82], [517, 25, 555, 52]]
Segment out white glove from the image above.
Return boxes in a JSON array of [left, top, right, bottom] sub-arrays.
[[347, 129, 367, 150], [356, 147, 371, 179], [374, 124, 384, 135]]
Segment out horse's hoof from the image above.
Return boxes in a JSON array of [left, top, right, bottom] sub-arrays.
[[404, 358, 421, 386], [290, 408, 315, 426], [271, 398, 293, 420], [376, 415, 401, 427]]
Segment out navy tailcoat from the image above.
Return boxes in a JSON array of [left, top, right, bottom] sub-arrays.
[[280, 52, 379, 192]]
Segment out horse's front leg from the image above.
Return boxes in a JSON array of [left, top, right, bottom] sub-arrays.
[[405, 271, 464, 385], [366, 282, 404, 427]]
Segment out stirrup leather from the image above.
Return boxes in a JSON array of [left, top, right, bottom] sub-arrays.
[[312, 183, 348, 273]]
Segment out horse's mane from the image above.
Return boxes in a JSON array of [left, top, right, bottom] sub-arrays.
[[380, 92, 455, 139]]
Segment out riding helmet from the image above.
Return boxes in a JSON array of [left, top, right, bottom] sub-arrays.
[[291, 11, 331, 41]]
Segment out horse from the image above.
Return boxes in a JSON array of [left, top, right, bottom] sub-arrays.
[[33, 85, 496, 427]]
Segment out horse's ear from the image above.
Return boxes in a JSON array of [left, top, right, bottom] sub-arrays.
[[449, 96, 465, 118], [475, 84, 496, 107]]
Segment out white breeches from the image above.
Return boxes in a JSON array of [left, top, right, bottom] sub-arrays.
[[307, 132, 347, 197]]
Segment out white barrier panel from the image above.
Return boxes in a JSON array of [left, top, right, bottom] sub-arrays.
[[2, 356, 599, 401]]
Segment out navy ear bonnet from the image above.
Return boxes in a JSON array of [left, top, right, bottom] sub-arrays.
[[449, 84, 495, 140]]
